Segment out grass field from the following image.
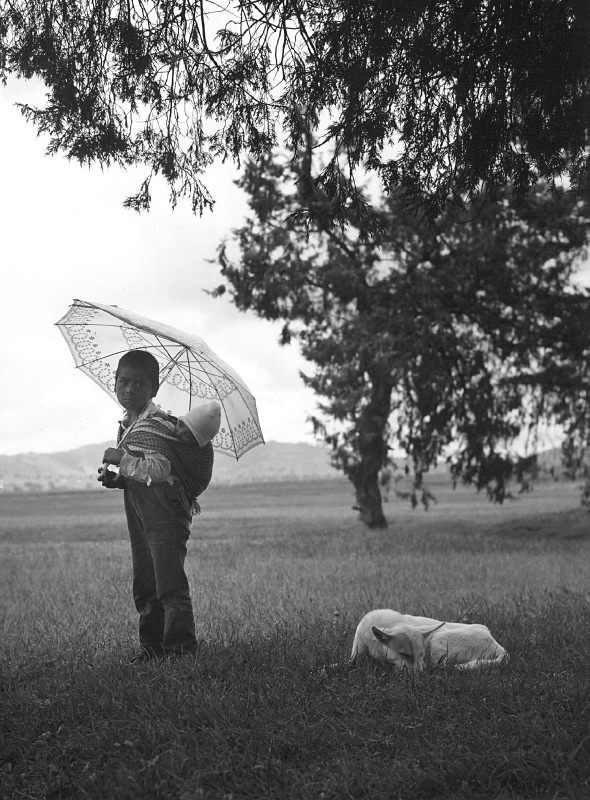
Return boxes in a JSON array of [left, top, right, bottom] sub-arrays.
[[1, 478, 590, 799]]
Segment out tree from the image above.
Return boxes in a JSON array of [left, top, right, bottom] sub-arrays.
[[214, 152, 590, 528], [1, 1, 590, 225]]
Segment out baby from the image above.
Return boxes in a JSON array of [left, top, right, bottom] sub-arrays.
[[101, 400, 222, 497]]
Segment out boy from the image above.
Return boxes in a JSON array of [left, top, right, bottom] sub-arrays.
[[99, 350, 221, 661]]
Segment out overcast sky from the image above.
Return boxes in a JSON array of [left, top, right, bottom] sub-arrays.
[[0, 78, 318, 457]]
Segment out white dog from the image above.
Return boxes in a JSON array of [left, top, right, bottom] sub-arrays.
[[350, 609, 508, 671]]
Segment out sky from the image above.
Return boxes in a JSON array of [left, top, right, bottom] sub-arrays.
[[0, 78, 318, 457]]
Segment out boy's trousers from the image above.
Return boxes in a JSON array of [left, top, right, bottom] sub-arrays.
[[123, 479, 197, 655]]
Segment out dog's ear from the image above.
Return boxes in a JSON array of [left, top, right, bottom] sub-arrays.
[[372, 625, 393, 644]]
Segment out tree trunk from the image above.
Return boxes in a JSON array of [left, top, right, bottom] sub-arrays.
[[349, 370, 392, 529], [352, 472, 388, 528]]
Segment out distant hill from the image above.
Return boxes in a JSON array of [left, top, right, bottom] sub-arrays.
[[0, 440, 567, 493], [0, 441, 340, 492]]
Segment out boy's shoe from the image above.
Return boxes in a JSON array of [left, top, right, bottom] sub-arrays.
[[127, 646, 163, 664], [162, 646, 199, 660]]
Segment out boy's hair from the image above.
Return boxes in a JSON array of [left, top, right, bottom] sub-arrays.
[[115, 350, 160, 393]]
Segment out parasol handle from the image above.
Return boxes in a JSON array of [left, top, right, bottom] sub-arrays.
[[99, 409, 145, 484], [98, 460, 119, 486]]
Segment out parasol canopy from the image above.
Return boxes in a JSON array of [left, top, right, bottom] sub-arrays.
[[55, 299, 264, 459]]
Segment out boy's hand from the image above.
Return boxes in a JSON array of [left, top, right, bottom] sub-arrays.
[[98, 465, 123, 489], [103, 447, 123, 465]]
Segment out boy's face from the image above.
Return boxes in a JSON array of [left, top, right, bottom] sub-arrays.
[[115, 365, 156, 414]]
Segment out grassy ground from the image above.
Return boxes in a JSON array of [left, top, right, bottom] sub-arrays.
[[1, 478, 590, 799]]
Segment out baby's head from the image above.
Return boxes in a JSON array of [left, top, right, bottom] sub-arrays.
[[175, 401, 222, 446]]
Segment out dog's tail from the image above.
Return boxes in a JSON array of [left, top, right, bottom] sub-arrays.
[[349, 633, 362, 664]]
